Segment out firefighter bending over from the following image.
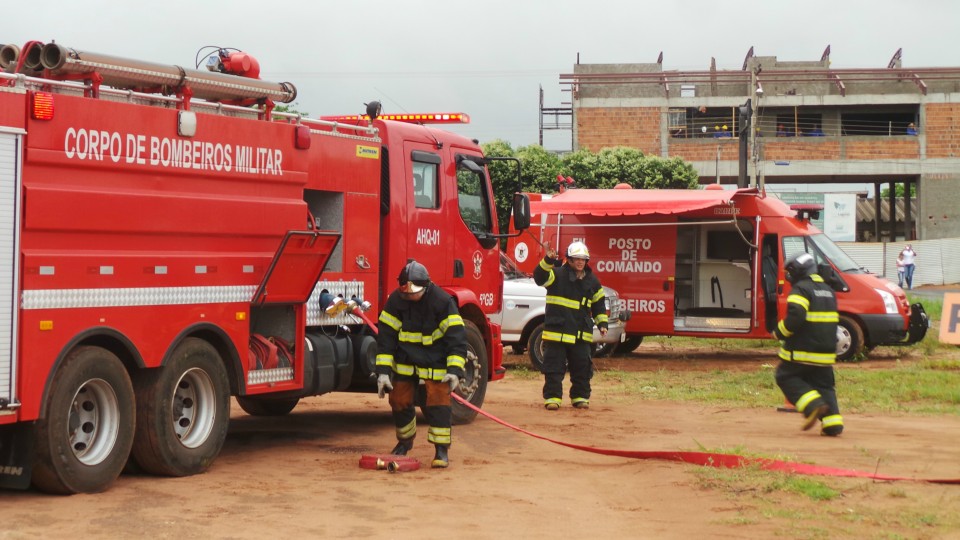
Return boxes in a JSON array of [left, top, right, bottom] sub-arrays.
[[534, 241, 608, 410], [375, 261, 467, 467], [773, 253, 844, 436]]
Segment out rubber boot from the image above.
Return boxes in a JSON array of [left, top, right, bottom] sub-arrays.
[[801, 403, 829, 431], [431, 445, 449, 468], [390, 438, 414, 456]]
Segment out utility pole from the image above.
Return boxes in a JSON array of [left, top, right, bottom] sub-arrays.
[[737, 98, 751, 188]]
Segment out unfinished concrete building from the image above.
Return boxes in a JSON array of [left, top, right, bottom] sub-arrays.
[[548, 47, 960, 241]]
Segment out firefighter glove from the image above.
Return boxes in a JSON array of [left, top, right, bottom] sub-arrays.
[[441, 373, 460, 392], [377, 373, 393, 399]]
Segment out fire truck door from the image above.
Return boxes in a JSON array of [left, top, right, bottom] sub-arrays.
[[590, 219, 676, 337], [407, 147, 449, 283], [0, 130, 22, 409], [623, 222, 676, 334], [252, 231, 341, 305]]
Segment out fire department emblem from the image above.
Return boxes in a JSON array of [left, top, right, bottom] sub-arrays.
[[472, 251, 483, 279], [514, 242, 529, 263]]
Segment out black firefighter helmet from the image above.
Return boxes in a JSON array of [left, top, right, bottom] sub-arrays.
[[398, 261, 431, 293], [784, 252, 817, 285]]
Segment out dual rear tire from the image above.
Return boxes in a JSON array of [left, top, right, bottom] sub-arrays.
[[32, 338, 230, 494]]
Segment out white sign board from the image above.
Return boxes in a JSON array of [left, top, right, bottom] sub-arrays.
[[823, 193, 857, 242]]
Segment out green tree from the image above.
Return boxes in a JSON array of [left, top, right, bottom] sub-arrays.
[[880, 183, 917, 198], [517, 145, 562, 193], [558, 149, 599, 188], [481, 139, 520, 234], [482, 142, 700, 233], [272, 103, 308, 116], [587, 147, 647, 188]]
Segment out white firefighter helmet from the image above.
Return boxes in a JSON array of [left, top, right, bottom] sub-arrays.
[[566, 241, 590, 260]]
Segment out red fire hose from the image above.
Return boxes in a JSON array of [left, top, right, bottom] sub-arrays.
[[358, 454, 420, 472], [357, 313, 956, 483], [451, 394, 960, 484]]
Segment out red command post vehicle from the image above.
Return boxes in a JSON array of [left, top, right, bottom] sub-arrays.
[[507, 184, 927, 361], [0, 41, 528, 493]]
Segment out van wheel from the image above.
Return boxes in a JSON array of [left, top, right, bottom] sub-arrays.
[[527, 324, 545, 371], [836, 316, 865, 362], [131, 338, 230, 477], [593, 342, 615, 358], [451, 320, 488, 425], [32, 347, 135, 494], [615, 335, 644, 355]]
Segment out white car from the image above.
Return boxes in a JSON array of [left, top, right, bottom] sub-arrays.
[[490, 254, 629, 370]]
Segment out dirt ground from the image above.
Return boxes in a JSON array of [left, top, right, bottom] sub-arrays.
[[1, 343, 959, 539]]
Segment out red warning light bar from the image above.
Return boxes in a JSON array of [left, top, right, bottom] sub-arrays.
[[320, 112, 470, 124]]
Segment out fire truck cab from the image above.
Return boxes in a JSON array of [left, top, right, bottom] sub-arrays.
[[508, 185, 928, 360], [0, 41, 527, 493]]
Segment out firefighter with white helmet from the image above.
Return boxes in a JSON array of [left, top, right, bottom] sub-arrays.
[[773, 252, 844, 436], [533, 241, 608, 410], [375, 261, 467, 467]]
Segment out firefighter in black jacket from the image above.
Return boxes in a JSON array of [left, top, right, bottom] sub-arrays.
[[534, 241, 608, 410], [773, 253, 844, 436], [375, 261, 467, 467]]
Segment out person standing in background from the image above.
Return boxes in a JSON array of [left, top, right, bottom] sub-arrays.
[[896, 253, 906, 288], [900, 244, 917, 289], [533, 241, 608, 411]]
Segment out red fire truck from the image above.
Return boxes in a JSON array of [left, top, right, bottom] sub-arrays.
[[508, 184, 928, 361], [0, 41, 528, 493]]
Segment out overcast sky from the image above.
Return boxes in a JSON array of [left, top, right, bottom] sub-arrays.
[[4, 0, 958, 152]]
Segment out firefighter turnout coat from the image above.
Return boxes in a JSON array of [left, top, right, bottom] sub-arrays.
[[533, 256, 609, 344], [773, 274, 839, 364], [375, 284, 467, 381]]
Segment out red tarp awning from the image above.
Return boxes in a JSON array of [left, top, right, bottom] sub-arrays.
[[529, 188, 757, 217]]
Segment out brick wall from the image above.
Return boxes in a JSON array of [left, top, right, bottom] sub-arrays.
[[925, 103, 960, 159], [760, 139, 840, 161], [668, 140, 741, 162], [577, 107, 660, 154], [845, 139, 919, 160]]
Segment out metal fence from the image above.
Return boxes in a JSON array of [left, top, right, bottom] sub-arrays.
[[837, 238, 960, 287]]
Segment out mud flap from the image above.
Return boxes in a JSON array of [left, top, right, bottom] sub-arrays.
[[0, 422, 34, 490], [905, 303, 929, 345]]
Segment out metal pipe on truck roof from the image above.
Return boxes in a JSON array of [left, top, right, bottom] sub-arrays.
[[0, 44, 20, 72], [39, 43, 296, 103], [20, 42, 44, 74]]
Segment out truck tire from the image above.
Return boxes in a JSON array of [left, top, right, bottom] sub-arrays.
[[131, 338, 230, 477], [451, 320, 488, 425], [836, 315, 865, 362], [527, 323, 545, 371], [32, 346, 135, 494], [236, 396, 299, 416]]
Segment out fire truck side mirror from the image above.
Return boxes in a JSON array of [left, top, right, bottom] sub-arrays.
[[512, 193, 530, 231], [458, 158, 483, 173]]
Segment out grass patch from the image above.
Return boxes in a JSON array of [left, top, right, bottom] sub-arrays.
[[589, 362, 960, 415], [908, 294, 942, 322]]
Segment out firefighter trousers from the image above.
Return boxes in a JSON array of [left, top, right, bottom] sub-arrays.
[[542, 340, 593, 404], [388, 375, 452, 447], [775, 360, 843, 435]]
